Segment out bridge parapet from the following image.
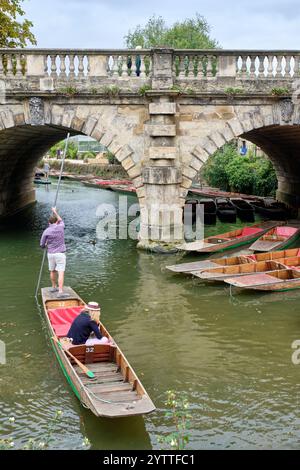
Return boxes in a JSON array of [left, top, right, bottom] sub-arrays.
[[0, 48, 300, 94]]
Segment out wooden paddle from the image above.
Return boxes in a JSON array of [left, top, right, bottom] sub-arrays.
[[52, 336, 95, 379]]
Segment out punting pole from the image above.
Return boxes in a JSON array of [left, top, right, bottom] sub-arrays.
[[34, 133, 70, 299]]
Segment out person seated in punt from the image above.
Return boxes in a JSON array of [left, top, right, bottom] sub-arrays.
[[66, 302, 111, 346]]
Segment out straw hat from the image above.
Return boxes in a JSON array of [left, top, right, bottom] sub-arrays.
[[85, 301, 100, 311]]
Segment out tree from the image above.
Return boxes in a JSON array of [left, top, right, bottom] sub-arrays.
[[0, 0, 36, 47], [125, 14, 218, 49], [201, 143, 278, 197]]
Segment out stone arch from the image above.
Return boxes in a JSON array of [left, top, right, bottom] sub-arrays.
[[0, 100, 145, 216], [179, 103, 300, 207]]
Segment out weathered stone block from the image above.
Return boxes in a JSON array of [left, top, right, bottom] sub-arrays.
[[149, 103, 176, 115], [181, 175, 193, 189], [192, 146, 209, 163], [142, 166, 182, 184], [115, 144, 134, 162], [182, 166, 197, 180], [127, 164, 141, 179], [146, 124, 176, 137], [227, 117, 244, 137], [149, 146, 177, 159], [122, 156, 135, 171]]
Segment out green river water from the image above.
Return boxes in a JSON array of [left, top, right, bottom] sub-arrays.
[[0, 179, 300, 450]]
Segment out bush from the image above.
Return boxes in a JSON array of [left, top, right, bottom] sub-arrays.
[[49, 141, 78, 160], [201, 143, 277, 197]]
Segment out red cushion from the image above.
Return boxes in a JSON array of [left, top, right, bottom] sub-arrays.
[[276, 226, 297, 237], [52, 324, 71, 337], [48, 306, 83, 337], [241, 227, 262, 236]]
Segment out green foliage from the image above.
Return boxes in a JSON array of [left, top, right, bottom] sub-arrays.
[[125, 13, 218, 49], [224, 87, 244, 95], [138, 84, 152, 96], [82, 151, 97, 161], [49, 140, 78, 160], [0, 0, 36, 47], [59, 86, 79, 96], [89, 87, 98, 94], [106, 151, 119, 164], [271, 87, 290, 96], [102, 85, 121, 97], [201, 143, 277, 197], [42, 159, 127, 178], [157, 391, 192, 450]]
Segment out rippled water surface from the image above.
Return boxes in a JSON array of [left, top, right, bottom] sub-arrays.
[[0, 179, 300, 449]]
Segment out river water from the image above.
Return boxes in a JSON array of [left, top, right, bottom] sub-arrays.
[[0, 179, 300, 450]]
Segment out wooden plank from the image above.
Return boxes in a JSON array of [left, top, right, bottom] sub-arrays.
[[85, 383, 133, 394]]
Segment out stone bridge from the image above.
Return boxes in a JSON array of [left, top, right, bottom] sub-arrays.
[[1, 48, 300, 249]]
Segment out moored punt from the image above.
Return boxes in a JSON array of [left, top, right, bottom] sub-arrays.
[[249, 199, 290, 220], [249, 226, 300, 252], [230, 198, 255, 222], [193, 257, 300, 282], [41, 287, 155, 418], [176, 221, 278, 254], [166, 247, 300, 274], [199, 198, 217, 225], [224, 269, 300, 292], [216, 198, 237, 223]]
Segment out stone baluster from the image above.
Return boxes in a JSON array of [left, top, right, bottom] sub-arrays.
[[140, 55, 146, 78], [249, 55, 256, 78], [43, 55, 49, 76], [86, 55, 90, 77], [0, 55, 4, 77], [50, 54, 57, 77], [121, 56, 128, 77], [6, 54, 14, 77], [285, 55, 291, 77], [187, 55, 194, 78], [178, 55, 186, 78], [78, 54, 84, 78], [207, 55, 214, 77], [196, 56, 203, 79], [69, 54, 75, 78], [276, 55, 283, 77], [112, 55, 119, 77], [130, 55, 137, 76], [240, 55, 248, 78], [258, 55, 265, 77], [294, 55, 300, 77], [267, 55, 274, 77], [15, 54, 23, 78], [60, 54, 66, 78]]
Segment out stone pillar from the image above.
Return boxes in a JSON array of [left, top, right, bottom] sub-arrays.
[[277, 176, 300, 216], [138, 53, 184, 251]]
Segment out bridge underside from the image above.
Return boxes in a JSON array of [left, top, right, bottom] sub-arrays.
[[243, 125, 300, 208], [0, 125, 78, 217]]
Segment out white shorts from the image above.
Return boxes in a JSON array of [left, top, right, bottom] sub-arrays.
[[48, 253, 66, 272]]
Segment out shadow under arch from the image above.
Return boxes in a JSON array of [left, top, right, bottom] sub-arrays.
[[181, 106, 300, 209], [0, 118, 142, 218]]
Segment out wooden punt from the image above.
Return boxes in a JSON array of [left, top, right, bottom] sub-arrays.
[[41, 287, 155, 418], [216, 198, 237, 223], [249, 226, 300, 252], [199, 199, 217, 225], [193, 257, 300, 281], [176, 221, 278, 254], [250, 199, 289, 220], [230, 198, 255, 222], [224, 269, 300, 292], [166, 247, 300, 274]]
